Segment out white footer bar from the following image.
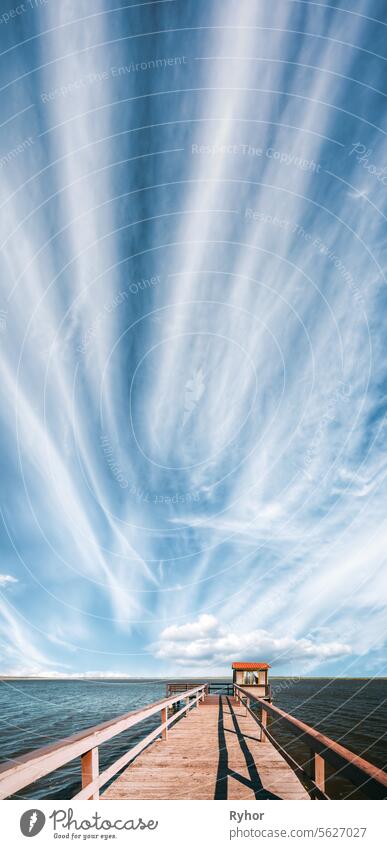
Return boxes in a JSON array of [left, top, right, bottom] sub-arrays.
[[0, 799, 384, 849]]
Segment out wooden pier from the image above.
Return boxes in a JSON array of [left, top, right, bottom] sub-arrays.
[[102, 693, 308, 800], [0, 683, 386, 801]]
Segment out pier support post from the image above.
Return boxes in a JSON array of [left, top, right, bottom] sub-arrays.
[[314, 753, 325, 794], [161, 707, 168, 740], [261, 709, 267, 743], [81, 747, 99, 799]]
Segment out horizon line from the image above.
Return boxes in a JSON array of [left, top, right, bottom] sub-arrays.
[[0, 675, 385, 681]]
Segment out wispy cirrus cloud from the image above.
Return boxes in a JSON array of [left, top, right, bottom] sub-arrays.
[[0, 0, 386, 677]]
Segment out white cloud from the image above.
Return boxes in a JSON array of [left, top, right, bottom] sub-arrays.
[[0, 597, 56, 673], [151, 615, 352, 670], [160, 614, 219, 642], [0, 669, 141, 679], [0, 575, 18, 587]]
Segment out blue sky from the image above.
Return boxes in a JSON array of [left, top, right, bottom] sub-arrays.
[[0, 0, 386, 677]]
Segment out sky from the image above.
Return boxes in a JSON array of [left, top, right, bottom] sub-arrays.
[[0, 0, 386, 678]]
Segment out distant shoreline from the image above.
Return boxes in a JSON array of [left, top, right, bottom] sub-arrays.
[[0, 676, 385, 681]]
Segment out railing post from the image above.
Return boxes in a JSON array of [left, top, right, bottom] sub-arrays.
[[81, 747, 99, 799], [314, 753, 325, 794], [161, 707, 168, 740], [261, 709, 267, 743], [246, 696, 250, 717], [185, 697, 189, 717]]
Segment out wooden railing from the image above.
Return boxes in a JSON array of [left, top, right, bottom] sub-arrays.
[[207, 682, 234, 695], [166, 681, 234, 696], [234, 685, 387, 800], [0, 683, 208, 801], [166, 682, 208, 696]]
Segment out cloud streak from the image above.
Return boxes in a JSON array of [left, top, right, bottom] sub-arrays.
[[0, 0, 385, 676]]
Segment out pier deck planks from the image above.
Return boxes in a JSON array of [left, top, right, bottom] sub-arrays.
[[102, 695, 309, 800]]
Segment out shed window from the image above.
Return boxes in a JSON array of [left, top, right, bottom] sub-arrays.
[[242, 671, 256, 685]]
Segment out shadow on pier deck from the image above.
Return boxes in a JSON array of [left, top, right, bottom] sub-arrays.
[[102, 694, 308, 800]]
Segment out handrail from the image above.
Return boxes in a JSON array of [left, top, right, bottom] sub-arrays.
[[166, 683, 236, 697], [0, 683, 208, 800], [234, 685, 387, 800], [167, 681, 234, 696], [166, 682, 204, 695]]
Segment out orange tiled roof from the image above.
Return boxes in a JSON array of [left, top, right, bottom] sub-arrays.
[[232, 662, 270, 670]]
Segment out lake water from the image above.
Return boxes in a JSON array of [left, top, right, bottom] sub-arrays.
[[0, 678, 385, 800]]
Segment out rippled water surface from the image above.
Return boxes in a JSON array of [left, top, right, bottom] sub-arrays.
[[0, 678, 385, 799], [267, 677, 387, 799]]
